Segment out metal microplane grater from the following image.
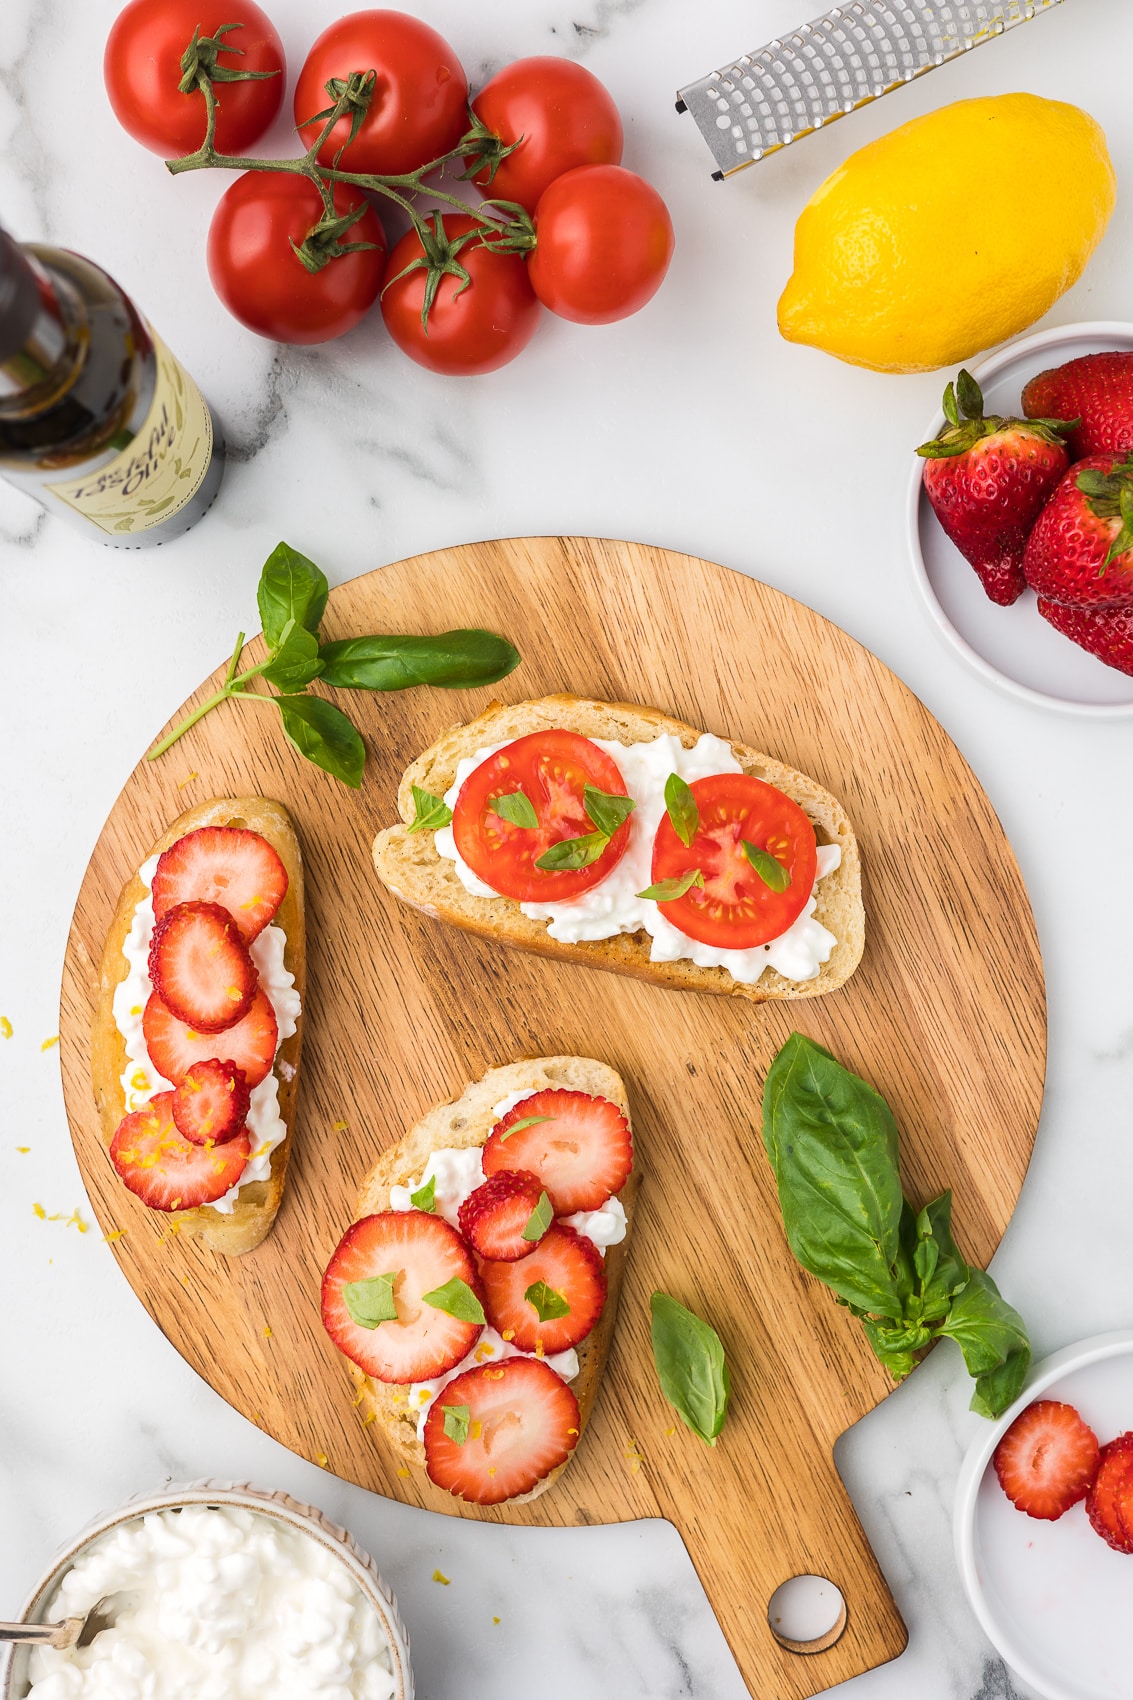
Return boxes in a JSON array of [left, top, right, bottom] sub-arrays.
[[676, 1, 1065, 177]]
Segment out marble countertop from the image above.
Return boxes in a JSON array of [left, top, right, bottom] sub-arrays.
[[2, 1, 1131, 1696]]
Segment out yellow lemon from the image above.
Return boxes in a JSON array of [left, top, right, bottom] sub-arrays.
[[778, 93, 1116, 374]]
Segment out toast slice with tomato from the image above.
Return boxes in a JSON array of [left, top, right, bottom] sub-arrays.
[[371, 694, 863, 1001]]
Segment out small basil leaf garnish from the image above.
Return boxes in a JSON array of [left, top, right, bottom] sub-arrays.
[[525, 1280, 570, 1321], [409, 1175, 437, 1213], [422, 1278, 486, 1325], [664, 773, 699, 848], [638, 869, 704, 902], [490, 790, 539, 829], [442, 1403, 471, 1445], [649, 1291, 730, 1445], [741, 839, 790, 893], [583, 783, 635, 839], [408, 785, 452, 834], [343, 1272, 399, 1328], [535, 830, 610, 872], [499, 1114, 554, 1141], [522, 1191, 553, 1242]]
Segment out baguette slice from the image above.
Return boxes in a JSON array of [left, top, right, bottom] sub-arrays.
[[350, 1056, 638, 1504], [91, 796, 304, 1256], [372, 694, 863, 1002]]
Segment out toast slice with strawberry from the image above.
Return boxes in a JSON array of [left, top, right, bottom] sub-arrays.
[[327, 1056, 638, 1505], [91, 797, 304, 1256]]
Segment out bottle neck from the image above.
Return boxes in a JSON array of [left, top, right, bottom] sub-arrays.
[[0, 229, 73, 402]]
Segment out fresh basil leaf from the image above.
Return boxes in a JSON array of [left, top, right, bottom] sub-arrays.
[[583, 784, 635, 839], [664, 773, 699, 848], [761, 1034, 905, 1319], [257, 542, 329, 646], [442, 1403, 470, 1445], [535, 830, 610, 871], [491, 790, 538, 829], [317, 629, 521, 692], [407, 785, 452, 833], [422, 1277, 486, 1325], [861, 1319, 917, 1381], [410, 1175, 437, 1213], [971, 1345, 1031, 1421], [935, 1269, 1031, 1414], [915, 1191, 970, 1323], [525, 1280, 570, 1321], [260, 621, 324, 691], [638, 869, 704, 902], [343, 1272, 398, 1328], [276, 695, 366, 788], [742, 839, 790, 893], [523, 1191, 553, 1242], [649, 1291, 730, 1446], [500, 1114, 553, 1140]]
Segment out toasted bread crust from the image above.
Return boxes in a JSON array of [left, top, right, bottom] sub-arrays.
[[348, 1057, 637, 1504], [372, 694, 863, 1002], [91, 796, 304, 1257]]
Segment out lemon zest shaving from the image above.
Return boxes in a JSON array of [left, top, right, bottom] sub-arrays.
[[103, 1230, 127, 1243], [176, 771, 199, 789], [33, 1202, 45, 1219], [16, 1145, 29, 1154], [41, 1035, 59, 1052], [315, 1452, 328, 1468], [332, 1120, 348, 1133], [396, 1466, 410, 1478], [432, 1570, 450, 1585], [0, 1016, 12, 1039]]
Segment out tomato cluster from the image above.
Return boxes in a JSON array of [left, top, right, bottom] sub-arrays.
[[104, 3, 675, 371]]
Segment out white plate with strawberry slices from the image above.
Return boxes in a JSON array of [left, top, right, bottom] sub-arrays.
[[908, 321, 1133, 716], [955, 1329, 1133, 1700]]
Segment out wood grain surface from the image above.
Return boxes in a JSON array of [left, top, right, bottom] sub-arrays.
[[59, 538, 1046, 1699]]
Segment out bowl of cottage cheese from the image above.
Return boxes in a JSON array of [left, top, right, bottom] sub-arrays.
[[1, 1482, 411, 1700]]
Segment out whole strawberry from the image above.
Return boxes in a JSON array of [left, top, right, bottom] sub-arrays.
[[1022, 351, 1133, 460], [1038, 598, 1133, 676], [1022, 453, 1133, 608], [917, 369, 1072, 606]]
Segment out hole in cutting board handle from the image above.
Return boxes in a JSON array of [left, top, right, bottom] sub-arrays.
[[767, 1575, 847, 1655]]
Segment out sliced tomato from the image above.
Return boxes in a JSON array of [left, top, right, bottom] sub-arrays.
[[452, 730, 631, 902], [649, 773, 816, 949]]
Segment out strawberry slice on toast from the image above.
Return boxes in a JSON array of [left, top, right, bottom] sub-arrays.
[[483, 1089, 632, 1214], [993, 1399, 1100, 1521], [458, 1169, 551, 1261], [323, 1211, 484, 1384], [480, 1222, 606, 1353], [172, 1058, 251, 1146], [152, 826, 288, 943], [143, 987, 278, 1088], [148, 900, 258, 1033], [110, 1091, 250, 1210], [423, 1356, 581, 1504]]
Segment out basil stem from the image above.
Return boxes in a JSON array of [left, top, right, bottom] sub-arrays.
[[649, 1292, 730, 1445], [317, 629, 520, 691]]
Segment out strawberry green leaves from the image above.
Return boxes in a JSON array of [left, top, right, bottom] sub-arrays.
[[650, 1292, 730, 1446], [761, 1034, 1031, 1418], [147, 542, 521, 786]]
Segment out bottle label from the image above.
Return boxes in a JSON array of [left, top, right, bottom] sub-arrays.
[[44, 331, 214, 535]]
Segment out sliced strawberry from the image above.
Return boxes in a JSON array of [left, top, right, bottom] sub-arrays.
[[171, 1059, 251, 1146], [143, 987, 277, 1088], [110, 1091, 249, 1211], [153, 826, 288, 943], [423, 1356, 580, 1505], [993, 1399, 1100, 1521], [1086, 1434, 1133, 1553], [148, 901, 257, 1033], [480, 1222, 606, 1353], [322, 1211, 484, 1384], [483, 1089, 632, 1214], [458, 1170, 551, 1261]]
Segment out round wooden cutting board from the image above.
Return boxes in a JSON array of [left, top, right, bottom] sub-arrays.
[[60, 538, 1045, 1700]]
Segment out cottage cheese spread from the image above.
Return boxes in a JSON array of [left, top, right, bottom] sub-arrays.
[[25, 1505, 396, 1700], [434, 733, 841, 984], [111, 854, 301, 1212]]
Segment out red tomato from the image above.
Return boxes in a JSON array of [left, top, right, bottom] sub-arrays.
[[470, 57, 623, 214], [381, 215, 541, 376], [650, 774, 817, 949], [452, 731, 631, 902], [528, 164, 675, 325], [293, 9, 468, 176], [207, 173, 386, 344], [104, 0, 284, 157]]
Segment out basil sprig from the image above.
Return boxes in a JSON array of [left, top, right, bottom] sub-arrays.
[[422, 1278, 486, 1325], [650, 1292, 730, 1445], [761, 1034, 1030, 1417], [343, 1272, 399, 1328], [148, 541, 521, 787], [742, 839, 790, 894], [408, 786, 452, 834], [535, 784, 635, 872], [664, 774, 699, 848]]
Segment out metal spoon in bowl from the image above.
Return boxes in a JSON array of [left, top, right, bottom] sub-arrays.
[[0, 1593, 135, 1650]]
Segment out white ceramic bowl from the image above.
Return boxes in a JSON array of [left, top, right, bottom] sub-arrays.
[[907, 321, 1133, 717], [1, 1480, 413, 1700], [954, 1329, 1133, 1700]]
